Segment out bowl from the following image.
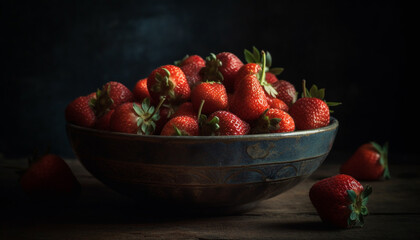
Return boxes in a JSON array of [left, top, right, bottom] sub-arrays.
[[66, 118, 338, 214]]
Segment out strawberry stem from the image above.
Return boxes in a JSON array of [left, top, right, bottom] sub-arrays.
[[145, 96, 166, 122], [302, 79, 307, 98], [197, 99, 205, 120], [259, 51, 267, 85]]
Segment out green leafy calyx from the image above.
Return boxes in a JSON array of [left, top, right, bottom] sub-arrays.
[[89, 84, 114, 118], [133, 97, 164, 135], [371, 141, 390, 179], [346, 185, 372, 228], [244, 46, 284, 75], [199, 53, 224, 83]]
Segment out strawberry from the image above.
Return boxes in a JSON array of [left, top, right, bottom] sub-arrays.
[[172, 101, 197, 119], [94, 109, 114, 130], [340, 142, 390, 180], [133, 78, 152, 103], [251, 108, 295, 134], [229, 52, 270, 122], [65, 95, 96, 128], [234, 63, 262, 91], [200, 52, 243, 93], [175, 55, 206, 88], [160, 115, 199, 136], [289, 80, 341, 130], [271, 79, 297, 107], [147, 65, 191, 104], [109, 98, 164, 135], [200, 110, 250, 136], [266, 95, 289, 112], [20, 153, 81, 200], [191, 82, 228, 115], [90, 81, 134, 115], [309, 174, 372, 228]]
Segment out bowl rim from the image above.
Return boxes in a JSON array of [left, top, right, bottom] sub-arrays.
[[66, 117, 338, 143]]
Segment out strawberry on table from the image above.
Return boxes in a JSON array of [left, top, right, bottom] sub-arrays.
[[20, 154, 81, 200], [289, 80, 341, 130], [340, 142, 390, 180], [65, 95, 96, 128], [309, 174, 372, 228]]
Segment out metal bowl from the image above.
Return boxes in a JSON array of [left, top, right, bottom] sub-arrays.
[[66, 118, 338, 214]]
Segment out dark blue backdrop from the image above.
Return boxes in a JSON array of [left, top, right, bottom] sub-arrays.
[[1, 0, 410, 159]]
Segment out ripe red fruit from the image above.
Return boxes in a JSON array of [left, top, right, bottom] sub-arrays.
[[309, 174, 372, 228], [200, 52, 243, 93], [147, 65, 191, 104], [133, 78, 152, 103], [289, 97, 330, 130], [20, 154, 81, 200], [109, 98, 163, 135], [176, 55, 206, 88], [191, 82, 228, 115], [172, 102, 197, 119], [201, 110, 250, 136], [340, 142, 390, 180], [216, 52, 243, 92], [234, 63, 261, 91], [252, 108, 295, 134], [289, 81, 340, 130], [90, 81, 134, 115], [65, 95, 96, 128], [266, 95, 289, 112], [271, 79, 297, 107], [229, 74, 269, 122], [94, 109, 114, 130], [160, 115, 199, 136]]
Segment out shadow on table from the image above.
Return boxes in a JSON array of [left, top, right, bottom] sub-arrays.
[[261, 220, 343, 232]]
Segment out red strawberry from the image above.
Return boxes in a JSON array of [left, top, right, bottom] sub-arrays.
[[229, 74, 269, 122], [172, 102, 197, 119], [271, 79, 297, 107], [234, 63, 261, 91], [109, 98, 163, 135], [90, 81, 134, 116], [200, 52, 243, 93], [191, 82, 228, 115], [133, 78, 152, 103], [266, 95, 289, 112], [94, 109, 114, 130], [176, 55, 206, 88], [216, 52, 243, 92], [65, 95, 96, 128], [160, 115, 199, 136], [340, 142, 390, 180], [289, 80, 340, 130], [243, 46, 284, 98], [200, 110, 250, 136], [251, 108, 295, 134], [309, 174, 372, 228], [20, 154, 81, 200], [147, 65, 191, 104]]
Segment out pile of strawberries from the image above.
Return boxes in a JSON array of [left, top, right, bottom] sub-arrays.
[[65, 47, 340, 136]]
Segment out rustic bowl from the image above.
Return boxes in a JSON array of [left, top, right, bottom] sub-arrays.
[[66, 117, 338, 214]]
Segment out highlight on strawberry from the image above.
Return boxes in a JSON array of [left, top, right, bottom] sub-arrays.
[[65, 46, 342, 136]]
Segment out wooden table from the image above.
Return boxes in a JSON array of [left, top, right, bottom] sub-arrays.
[[1, 154, 419, 240]]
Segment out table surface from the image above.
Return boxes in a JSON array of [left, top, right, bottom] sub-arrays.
[[1, 154, 419, 240]]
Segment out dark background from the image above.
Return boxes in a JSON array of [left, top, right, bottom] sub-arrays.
[[0, 0, 412, 161]]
